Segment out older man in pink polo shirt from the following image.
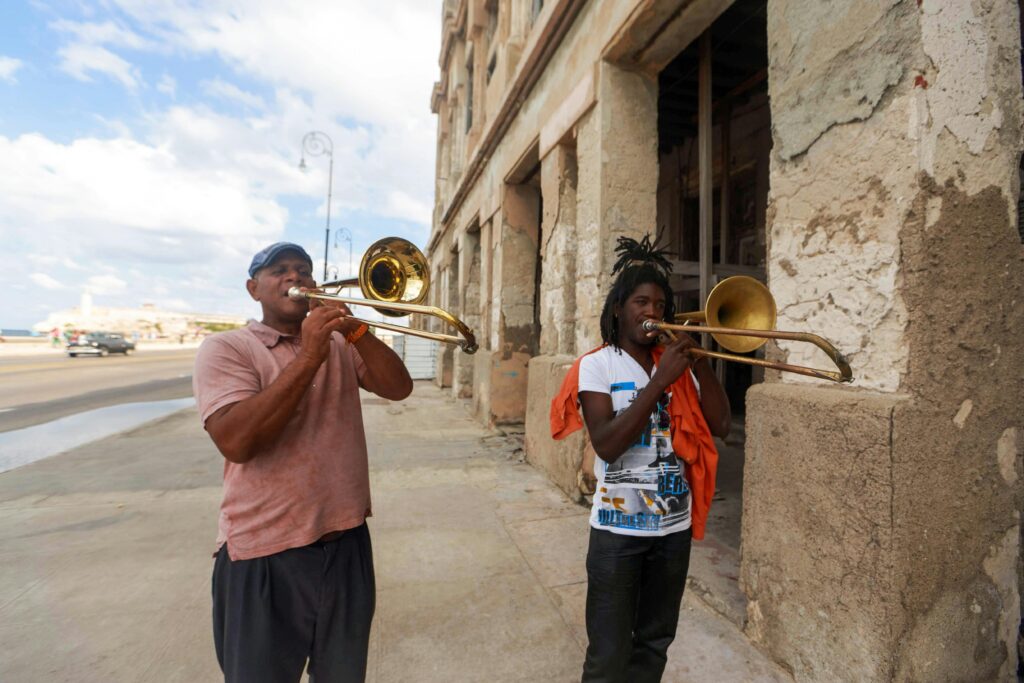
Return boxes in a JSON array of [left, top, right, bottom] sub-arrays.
[[193, 241, 412, 683]]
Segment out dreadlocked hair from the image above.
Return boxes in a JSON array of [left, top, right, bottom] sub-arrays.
[[599, 234, 676, 349]]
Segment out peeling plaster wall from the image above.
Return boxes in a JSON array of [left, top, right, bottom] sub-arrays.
[[893, 176, 1024, 683], [748, 0, 1024, 680], [915, 0, 1006, 179], [767, 0, 919, 392]]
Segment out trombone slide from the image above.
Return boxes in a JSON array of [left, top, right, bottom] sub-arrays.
[[288, 287, 478, 354], [642, 320, 853, 383]]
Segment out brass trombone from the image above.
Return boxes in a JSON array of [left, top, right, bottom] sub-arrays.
[[288, 237, 478, 354], [642, 276, 853, 383]]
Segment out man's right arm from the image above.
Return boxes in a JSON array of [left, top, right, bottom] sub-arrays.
[[580, 384, 666, 464], [203, 306, 347, 464], [204, 354, 321, 463]]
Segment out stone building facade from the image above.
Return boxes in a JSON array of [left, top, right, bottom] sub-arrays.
[[426, 0, 1023, 680]]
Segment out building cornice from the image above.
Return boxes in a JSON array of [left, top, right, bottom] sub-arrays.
[[439, 0, 468, 74], [431, 0, 589, 253]]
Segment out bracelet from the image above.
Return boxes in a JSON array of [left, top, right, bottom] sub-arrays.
[[345, 323, 369, 345]]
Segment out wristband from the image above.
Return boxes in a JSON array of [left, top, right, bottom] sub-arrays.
[[345, 323, 369, 345]]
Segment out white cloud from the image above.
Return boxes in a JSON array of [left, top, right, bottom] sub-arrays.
[[386, 190, 432, 226], [157, 73, 176, 97], [31, 273, 64, 290], [109, 1, 438, 121], [86, 275, 127, 295], [1, 3, 443, 328], [201, 78, 265, 110], [51, 20, 151, 49], [0, 131, 288, 277], [51, 19, 150, 90], [106, 1, 440, 214], [0, 56, 23, 83], [58, 43, 140, 88]]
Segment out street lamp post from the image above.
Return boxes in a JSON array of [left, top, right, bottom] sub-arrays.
[[299, 131, 334, 281]]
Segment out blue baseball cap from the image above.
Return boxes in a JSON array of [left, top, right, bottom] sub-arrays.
[[248, 242, 313, 277]]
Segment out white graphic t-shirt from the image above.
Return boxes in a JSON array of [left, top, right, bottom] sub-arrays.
[[578, 346, 697, 537]]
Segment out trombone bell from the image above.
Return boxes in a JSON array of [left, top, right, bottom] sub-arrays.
[[701, 276, 777, 354], [358, 237, 430, 317]]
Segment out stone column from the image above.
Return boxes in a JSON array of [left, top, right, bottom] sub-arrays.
[[452, 230, 480, 399], [473, 219, 494, 418], [574, 61, 660, 350], [472, 183, 539, 425], [741, 2, 1023, 681], [525, 60, 661, 499], [434, 262, 454, 389], [537, 143, 578, 357]]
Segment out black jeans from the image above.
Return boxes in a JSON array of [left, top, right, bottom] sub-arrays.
[[581, 527, 693, 683], [212, 523, 375, 683]]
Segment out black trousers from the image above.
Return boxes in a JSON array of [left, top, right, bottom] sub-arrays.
[[212, 523, 375, 683], [581, 527, 693, 683]]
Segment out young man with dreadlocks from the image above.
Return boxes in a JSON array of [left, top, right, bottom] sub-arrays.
[[550, 235, 731, 682]]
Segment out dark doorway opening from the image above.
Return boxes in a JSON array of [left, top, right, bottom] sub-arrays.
[[656, 1, 769, 417], [654, 1, 769, 626]]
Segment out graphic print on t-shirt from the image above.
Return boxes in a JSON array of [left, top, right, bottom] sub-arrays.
[[578, 347, 692, 537]]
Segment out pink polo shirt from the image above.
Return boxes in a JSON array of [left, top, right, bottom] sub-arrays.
[[193, 320, 370, 560]]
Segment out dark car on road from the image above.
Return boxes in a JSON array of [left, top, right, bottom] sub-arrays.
[[67, 332, 136, 357]]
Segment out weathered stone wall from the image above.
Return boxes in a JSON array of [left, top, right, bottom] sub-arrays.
[[744, 0, 1024, 680], [522, 59, 662, 498], [766, 0, 919, 392], [434, 0, 1024, 678]]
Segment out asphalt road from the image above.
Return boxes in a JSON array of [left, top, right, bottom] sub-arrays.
[[0, 349, 197, 432]]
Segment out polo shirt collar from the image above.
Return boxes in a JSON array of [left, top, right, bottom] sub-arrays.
[[247, 319, 299, 348]]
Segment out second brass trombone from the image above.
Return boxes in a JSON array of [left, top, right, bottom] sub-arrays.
[[642, 276, 853, 383]]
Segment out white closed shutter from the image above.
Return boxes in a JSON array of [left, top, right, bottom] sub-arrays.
[[400, 335, 437, 380]]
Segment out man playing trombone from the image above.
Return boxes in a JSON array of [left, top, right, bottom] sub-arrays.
[[193, 241, 412, 683]]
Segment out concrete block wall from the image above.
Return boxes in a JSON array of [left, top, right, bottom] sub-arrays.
[[524, 354, 587, 501]]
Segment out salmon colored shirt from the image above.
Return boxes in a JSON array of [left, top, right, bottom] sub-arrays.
[[193, 320, 369, 560]]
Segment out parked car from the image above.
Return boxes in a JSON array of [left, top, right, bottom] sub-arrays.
[[67, 332, 136, 357]]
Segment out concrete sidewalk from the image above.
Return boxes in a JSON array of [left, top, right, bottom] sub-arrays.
[[0, 381, 790, 682]]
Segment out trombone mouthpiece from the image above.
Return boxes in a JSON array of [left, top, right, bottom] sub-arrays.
[[287, 287, 307, 301], [642, 320, 659, 332]]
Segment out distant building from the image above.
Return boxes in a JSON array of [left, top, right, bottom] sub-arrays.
[[33, 293, 246, 341]]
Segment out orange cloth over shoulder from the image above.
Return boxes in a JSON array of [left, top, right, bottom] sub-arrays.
[[549, 345, 719, 540]]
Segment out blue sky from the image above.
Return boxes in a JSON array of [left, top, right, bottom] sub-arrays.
[[0, 0, 441, 329]]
